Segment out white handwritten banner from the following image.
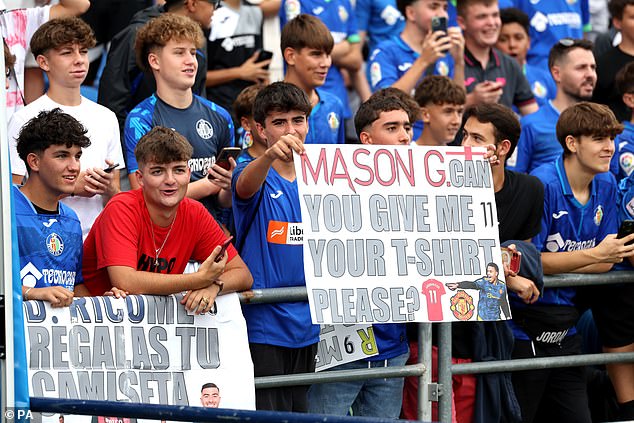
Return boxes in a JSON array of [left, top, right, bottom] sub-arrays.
[[315, 324, 378, 371], [295, 145, 511, 324], [24, 293, 255, 422]]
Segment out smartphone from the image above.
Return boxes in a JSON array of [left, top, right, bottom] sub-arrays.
[[104, 163, 119, 173], [501, 247, 521, 274], [213, 147, 242, 172], [617, 220, 634, 245], [256, 49, 274, 70], [215, 236, 234, 263], [431, 16, 447, 33]]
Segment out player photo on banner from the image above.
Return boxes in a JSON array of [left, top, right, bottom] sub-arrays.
[[294, 144, 511, 324], [23, 293, 255, 422]]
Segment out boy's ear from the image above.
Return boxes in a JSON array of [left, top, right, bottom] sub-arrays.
[[623, 92, 634, 110], [359, 131, 372, 145], [565, 135, 577, 153], [148, 52, 160, 71], [255, 122, 267, 143], [26, 152, 40, 173], [240, 116, 252, 132], [497, 139, 511, 158], [36, 54, 50, 72], [283, 47, 297, 66], [421, 107, 431, 124]]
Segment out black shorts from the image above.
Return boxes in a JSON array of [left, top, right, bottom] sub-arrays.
[[590, 283, 634, 348]]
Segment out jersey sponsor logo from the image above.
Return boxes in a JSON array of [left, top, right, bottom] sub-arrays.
[[620, 152, 634, 176], [338, 5, 348, 22], [450, 290, 475, 321], [42, 218, 58, 228], [284, 0, 300, 20], [545, 232, 596, 252], [42, 269, 77, 288], [370, 62, 382, 89], [221, 35, 256, 52], [552, 210, 568, 219], [270, 190, 283, 199], [189, 156, 214, 174], [532, 81, 547, 98], [312, 6, 324, 14], [196, 119, 214, 140], [530, 11, 549, 32], [267, 220, 303, 244], [594, 205, 604, 226], [46, 233, 64, 256], [327, 112, 340, 131], [381, 5, 401, 26], [20, 262, 42, 288]]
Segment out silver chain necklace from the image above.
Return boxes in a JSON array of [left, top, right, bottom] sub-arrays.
[[150, 210, 178, 267]]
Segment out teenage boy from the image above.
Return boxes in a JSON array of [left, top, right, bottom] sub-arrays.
[[8, 17, 124, 239], [82, 126, 253, 308], [233, 84, 267, 164], [98, 0, 217, 133], [14, 108, 91, 305], [368, 0, 465, 140], [414, 75, 465, 146], [611, 62, 634, 180], [514, 102, 634, 423], [509, 39, 596, 174], [456, 0, 537, 115], [232, 82, 318, 412], [124, 13, 235, 223], [282, 14, 346, 145], [496, 7, 556, 108], [593, 0, 634, 122], [307, 93, 411, 419]]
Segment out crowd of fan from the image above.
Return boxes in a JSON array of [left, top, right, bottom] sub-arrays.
[[3, 0, 634, 422]]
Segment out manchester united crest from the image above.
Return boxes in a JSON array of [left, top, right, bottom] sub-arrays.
[[450, 290, 475, 321]]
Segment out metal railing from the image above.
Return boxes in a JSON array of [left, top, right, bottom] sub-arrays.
[[28, 272, 634, 423]]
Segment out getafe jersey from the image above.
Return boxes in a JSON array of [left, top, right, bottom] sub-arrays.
[[512, 0, 590, 68], [13, 186, 83, 291], [306, 88, 345, 145], [355, 0, 404, 54], [531, 158, 618, 308], [524, 63, 556, 108], [232, 163, 320, 347], [507, 101, 561, 173], [610, 121, 634, 181]]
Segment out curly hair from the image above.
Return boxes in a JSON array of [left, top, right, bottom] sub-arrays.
[[17, 108, 91, 170], [253, 82, 312, 126], [355, 93, 413, 137], [415, 75, 466, 107], [135, 14, 204, 73], [30, 17, 96, 58]]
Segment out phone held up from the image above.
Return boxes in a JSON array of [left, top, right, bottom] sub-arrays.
[[617, 219, 634, 246], [215, 236, 234, 263], [501, 247, 521, 274]]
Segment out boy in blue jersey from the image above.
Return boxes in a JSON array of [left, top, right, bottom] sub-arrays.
[[368, 0, 464, 140], [356, 0, 404, 54], [514, 102, 633, 423], [282, 14, 346, 145], [414, 75, 465, 146], [232, 82, 319, 412], [509, 38, 596, 174], [609, 61, 634, 180], [496, 7, 556, 108], [124, 13, 235, 224], [307, 92, 412, 419], [280, 0, 362, 120], [511, 0, 590, 69], [14, 108, 91, 306]]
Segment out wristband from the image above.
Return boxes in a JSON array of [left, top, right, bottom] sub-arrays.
[[24, 287, 32, 300], [213, 279, 224, 294]]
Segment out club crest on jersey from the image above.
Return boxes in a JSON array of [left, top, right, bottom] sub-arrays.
[[338, 5, 348, 22], [436, 60, 449, 76], [196, 119, 214, 139], [285, 0, 300, 20], [327, 112, 340, 131], [46, 233, 64, 256], [450, 290, 475, 321], [594, 205, 603, 226]]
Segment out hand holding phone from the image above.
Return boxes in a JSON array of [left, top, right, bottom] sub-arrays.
[[431, 16, 447, 33], [617, 220, 634, 246], [501, 247, 521, 274], [215, 236, 234, 263], [212, 147, 241, 172], [103, 163, 119, 173]]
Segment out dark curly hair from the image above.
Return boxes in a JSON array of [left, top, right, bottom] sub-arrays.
[[17, 108, 91, 171]]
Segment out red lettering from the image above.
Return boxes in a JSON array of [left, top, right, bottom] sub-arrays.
[[300, 148, 329, 185], [353, 148, 374, 187], [424, 150, 445, 187], [374, 149, 397, 186], [330, 148, 356, 192], [395, 149, 415, 186]]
